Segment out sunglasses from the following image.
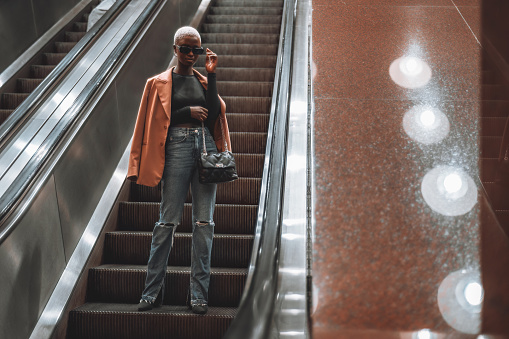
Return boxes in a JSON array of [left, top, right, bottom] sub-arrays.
[[176, 45, 205, 55]]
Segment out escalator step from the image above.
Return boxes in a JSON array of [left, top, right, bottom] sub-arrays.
[[68, 303, 236, 339], [0, 109, 14, 125], [65, 31, 86, 42], [1, 93, 29, 109], [206, 15, 282, 25], [218, 81, 274, 97], [87, 265, 247, 306], [202, 23, 280, 34], [118, 202, 258, 234], [104, 232, 253, 267], [195, 67, 275, 82], [222, 96, 271, 113], [44, 52, 67, 65], [215, 0, 284, 7], [31, 65, 55, 78], [209, 6, 282, 16], [82, 13, 89, 22], [130, 177, 262, 204], [226, 113, 269, 132], [481, 100, 509, 117], [17, 78, 44, 93], [205, 43, 278, 56], [201, 33, 279, 44], [481, 117, 507, 136], [55, 41, 77, 53], [481, 136, 502, 158], [230, 132, 267, 154], [74, 21, 88, 32], [196, 55, 277, 68]]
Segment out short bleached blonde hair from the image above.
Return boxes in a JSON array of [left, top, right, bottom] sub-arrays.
[[173, 26, 201, 45]]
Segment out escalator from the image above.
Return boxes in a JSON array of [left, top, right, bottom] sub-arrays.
[[0, 5, 92, 126], [66, 0, 284, 338]]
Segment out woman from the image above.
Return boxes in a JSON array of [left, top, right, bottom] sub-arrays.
[[127, 26, 231, 314]]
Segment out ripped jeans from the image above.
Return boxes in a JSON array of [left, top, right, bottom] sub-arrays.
[[140, 127, 217, 306]]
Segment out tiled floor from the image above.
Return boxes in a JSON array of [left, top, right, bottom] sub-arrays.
[[311, 0, 495, 337]]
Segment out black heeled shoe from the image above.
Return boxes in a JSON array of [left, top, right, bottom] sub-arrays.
[[137, 291, 163, 311], [191, 304, 208, 315]]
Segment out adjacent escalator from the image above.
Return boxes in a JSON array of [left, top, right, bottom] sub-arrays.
[[0, 9, 92, 126], [66, 0, 284, 338]]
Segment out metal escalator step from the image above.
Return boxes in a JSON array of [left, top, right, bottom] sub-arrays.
[[65, 31, 86, 42], [0, 109, 14, 125], [202, 23, 280, 34], [82, 13, 89, 22], [17, 78, 44, 93], [74, 21, 87, 32], [481, 136, 502, 158], [210, 7, 283, 16], [104, 232, 253, 267], [201, 33, 279, 44], [31, 65, 55, 78], [230, 132, 267, 154], [195, 67, 274, 82], [481, 100, 509, 118], [222, 96, 271, 113], [44, 52, 67, 65], [218, 81, 273, 97], [206, 15, 282, 25], [68, 303, 236, 339], [196, 55, 277, 68], [55, 41, 77, 53], [87, 265, 247, 306], [226, 113, 269, 132], [215, 0, 284, 7], [118, 202, 258, 233], [1, 93, 29, 109], [481, 117, 507, 136], [495, 211, 509, 232], [130, 177, 262, 204], [204, 43, 278, 56]]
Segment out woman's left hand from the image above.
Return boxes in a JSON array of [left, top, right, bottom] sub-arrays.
[[205, 48, 218, 73]]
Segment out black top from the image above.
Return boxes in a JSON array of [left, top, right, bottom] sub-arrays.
[[170, 72, 220, 131]]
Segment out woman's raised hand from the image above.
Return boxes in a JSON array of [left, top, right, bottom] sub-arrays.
[[190, 106, 208, 121], [205, 48, 218, 73]]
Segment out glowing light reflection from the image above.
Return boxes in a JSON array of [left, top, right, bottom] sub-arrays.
[[417, 329, 431, 339], [422, 166, 477, 216], [403, 106, 449, 145], [389, 56, 432, 88], [464, 282, 483, 306]]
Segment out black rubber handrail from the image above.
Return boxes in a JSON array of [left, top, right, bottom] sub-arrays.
[[0, 0, 165, 242], [0, 0, 130, 151], [223, 0, 297, 337]]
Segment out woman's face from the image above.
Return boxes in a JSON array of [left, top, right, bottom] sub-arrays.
[[174, 35, 201, 67]]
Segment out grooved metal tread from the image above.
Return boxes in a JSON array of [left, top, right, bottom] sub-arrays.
[[92, 264, 248, 275], [72, 302, 237, 316]]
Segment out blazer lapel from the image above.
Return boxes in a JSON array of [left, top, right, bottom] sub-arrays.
[[154, 68, 174, 120]]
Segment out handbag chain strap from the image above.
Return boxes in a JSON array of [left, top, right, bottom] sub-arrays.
[[201, 118, 228, 154]]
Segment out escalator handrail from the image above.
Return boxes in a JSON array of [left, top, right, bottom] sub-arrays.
[[0, 0, 165, 243], [223, 0, 297, 337], [0, 0, 130, 151]]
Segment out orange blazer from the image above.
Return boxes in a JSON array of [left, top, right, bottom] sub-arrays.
[[127, 67, 231, 187]]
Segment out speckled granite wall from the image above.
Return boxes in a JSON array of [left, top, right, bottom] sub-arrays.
[[310, 0, 506, 337]]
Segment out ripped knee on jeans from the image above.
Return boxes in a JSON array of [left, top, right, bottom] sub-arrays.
[[156, 222, 177, 228], [195, 220, 213, 227]]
